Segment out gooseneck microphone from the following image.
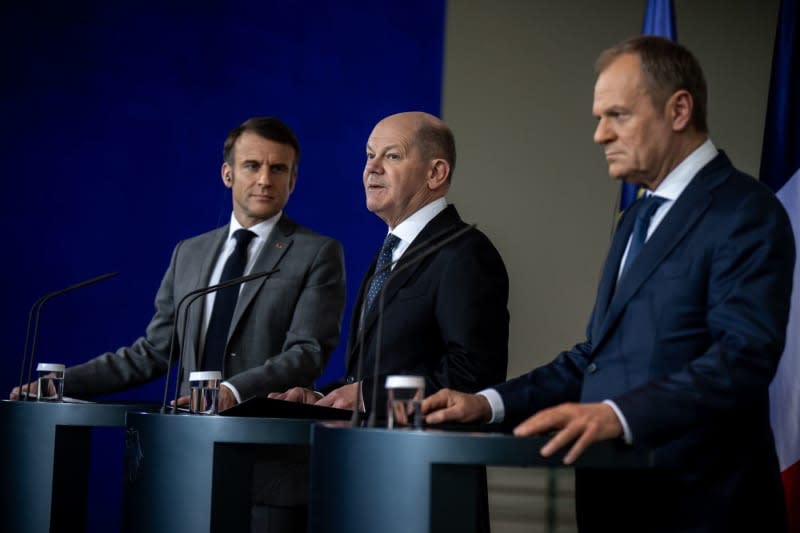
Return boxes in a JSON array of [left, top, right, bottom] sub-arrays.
[[348, 223, 477, 427], [160, 268, 279, 413], [17, 272, 119, 401]]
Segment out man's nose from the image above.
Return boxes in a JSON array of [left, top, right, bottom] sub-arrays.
[[257, 169, 272, 185], [593, 119, 613, 145]]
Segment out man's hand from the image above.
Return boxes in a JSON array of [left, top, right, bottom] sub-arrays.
[[268, 387, 320, 405], [422, 388, 492, 425], [314, 383, 360, 411], [9, 377, 55, 400], [513, 402, 623, 464]]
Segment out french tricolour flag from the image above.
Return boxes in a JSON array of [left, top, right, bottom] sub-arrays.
[[763, 0, 800, 530]]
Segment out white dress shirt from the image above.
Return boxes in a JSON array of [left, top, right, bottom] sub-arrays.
[[386, 197, 448, 266], [200, 211, 281, 402]]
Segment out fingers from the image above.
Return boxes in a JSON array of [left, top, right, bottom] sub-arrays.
[[173, 395, 190, 407], [217, 386, 236, 412], [315, 384, 357, 410], [421, 389, 453, 414], [514, 403, 623, 464], [10, 382, 37, 400], [423, 390, 490, 425], [268, 387, 313, 403]]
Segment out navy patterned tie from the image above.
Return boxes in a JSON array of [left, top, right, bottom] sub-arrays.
[[202, 229, 256, 372], [620, 195, 666, 279], [366, 233, 401, 311]]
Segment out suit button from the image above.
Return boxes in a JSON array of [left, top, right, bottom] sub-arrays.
[[587, 363, 598, 374], [346, 376, 356, 384]]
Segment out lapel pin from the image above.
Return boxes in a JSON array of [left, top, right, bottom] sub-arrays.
[[275, 242, 284, 249]]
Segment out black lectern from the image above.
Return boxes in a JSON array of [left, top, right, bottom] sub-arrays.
[[0, 400, 154, 533], [308, 422, 653, 533], [123, 399, 350, 533]]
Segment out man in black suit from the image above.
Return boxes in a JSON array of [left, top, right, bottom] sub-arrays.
[[266, 111, 508, 532], [423, 37, 794, 532], [272, 110, 509, 416]]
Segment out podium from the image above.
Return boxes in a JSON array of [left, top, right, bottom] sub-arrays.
[[0, 400, 155, 533], [308, 422, 654, 533], [122, 411, 317, 532]]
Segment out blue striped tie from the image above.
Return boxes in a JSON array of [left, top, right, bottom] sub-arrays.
[[366, 233, 401, 310]]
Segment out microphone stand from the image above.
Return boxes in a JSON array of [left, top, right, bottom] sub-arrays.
[[18, 272, 118, 401], [161, 268, 279, 413]]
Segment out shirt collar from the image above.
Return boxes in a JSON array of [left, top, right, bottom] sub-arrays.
[[227, 211, 282, 241], [652, 139, 718, 201], [389, 198, 448, 244]]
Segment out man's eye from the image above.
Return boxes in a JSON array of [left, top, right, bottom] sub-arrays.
[[387, 153, 400, 160]]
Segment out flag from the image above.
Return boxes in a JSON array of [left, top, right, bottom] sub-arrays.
[[619, 0, 678, 211], [763, 0, 800, 530]]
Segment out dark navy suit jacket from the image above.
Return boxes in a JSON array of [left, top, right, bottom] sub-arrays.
[[496, 153, 795, 532]]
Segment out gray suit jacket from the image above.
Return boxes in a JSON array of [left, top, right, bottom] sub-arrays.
[[64, 214, 346, 401]]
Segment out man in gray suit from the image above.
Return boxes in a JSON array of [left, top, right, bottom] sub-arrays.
[[12, 117, 346, 411]]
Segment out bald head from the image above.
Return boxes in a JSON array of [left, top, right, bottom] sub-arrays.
[[377, 112, 456, 182], [363, 112, 455, 228]]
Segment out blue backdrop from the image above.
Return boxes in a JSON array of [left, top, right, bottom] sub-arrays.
[[0, 1, 445, 530]]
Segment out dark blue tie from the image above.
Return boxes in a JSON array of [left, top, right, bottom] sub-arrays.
[[203, 229, 256, 372], [620, 195, 666, 279], [366, 233, 401, 310]]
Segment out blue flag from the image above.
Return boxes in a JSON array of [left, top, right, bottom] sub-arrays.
[[619, 0, 678, 211], [763, 1, 800, 530]]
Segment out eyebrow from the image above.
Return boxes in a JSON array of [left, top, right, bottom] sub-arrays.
[[366, 143, 402, 152]]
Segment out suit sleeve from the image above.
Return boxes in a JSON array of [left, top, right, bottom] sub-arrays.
[[225, 238, 346, 399], [615, 191, 795, 449], [427, 234, 510, 393], [63, 243, 181, 397]]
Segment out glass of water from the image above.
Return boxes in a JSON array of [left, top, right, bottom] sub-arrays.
[[385, 375, 425, 429], [36, 363, 65, 402], [189, 371, 222, 415]]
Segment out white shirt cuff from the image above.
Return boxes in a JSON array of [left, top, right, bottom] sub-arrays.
[[477, 388, 505, 424], [603, 399, 633, 444], [222, 381, 241, 404]]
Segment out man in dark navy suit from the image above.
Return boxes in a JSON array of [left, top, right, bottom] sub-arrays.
[[424, 37, 794, 532]]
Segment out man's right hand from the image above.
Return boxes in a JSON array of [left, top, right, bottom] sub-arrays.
[[422, 388, 492, 425], [9, 378, 56, 400], [268, 387, 320, 405]]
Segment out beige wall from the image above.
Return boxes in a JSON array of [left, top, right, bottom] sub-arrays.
[[443, 0, 779, 379]]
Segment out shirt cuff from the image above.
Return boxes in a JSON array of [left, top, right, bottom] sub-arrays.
[[477, 388, 505, 424], [603, 399, 633, 444], [222, 381, 241, 404]]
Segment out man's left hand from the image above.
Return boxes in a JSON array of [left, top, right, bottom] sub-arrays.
[[513, 402, 623, 464]]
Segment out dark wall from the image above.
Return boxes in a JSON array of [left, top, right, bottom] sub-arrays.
[[0, 2, 445, 530]]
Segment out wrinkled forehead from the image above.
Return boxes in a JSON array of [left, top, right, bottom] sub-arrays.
[[367, 117, 419, 151]]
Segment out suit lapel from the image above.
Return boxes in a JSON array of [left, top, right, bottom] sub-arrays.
[[590, 209, 636, 342], [592, 154, 730, 351], [346, 205, 463, 369], [184, 227, 228, 367], [228, 214, 294, 340]]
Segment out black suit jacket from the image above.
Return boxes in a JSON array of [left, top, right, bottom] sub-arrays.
[[341, 204, 509, 416], [496, 153, 794, 532]]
